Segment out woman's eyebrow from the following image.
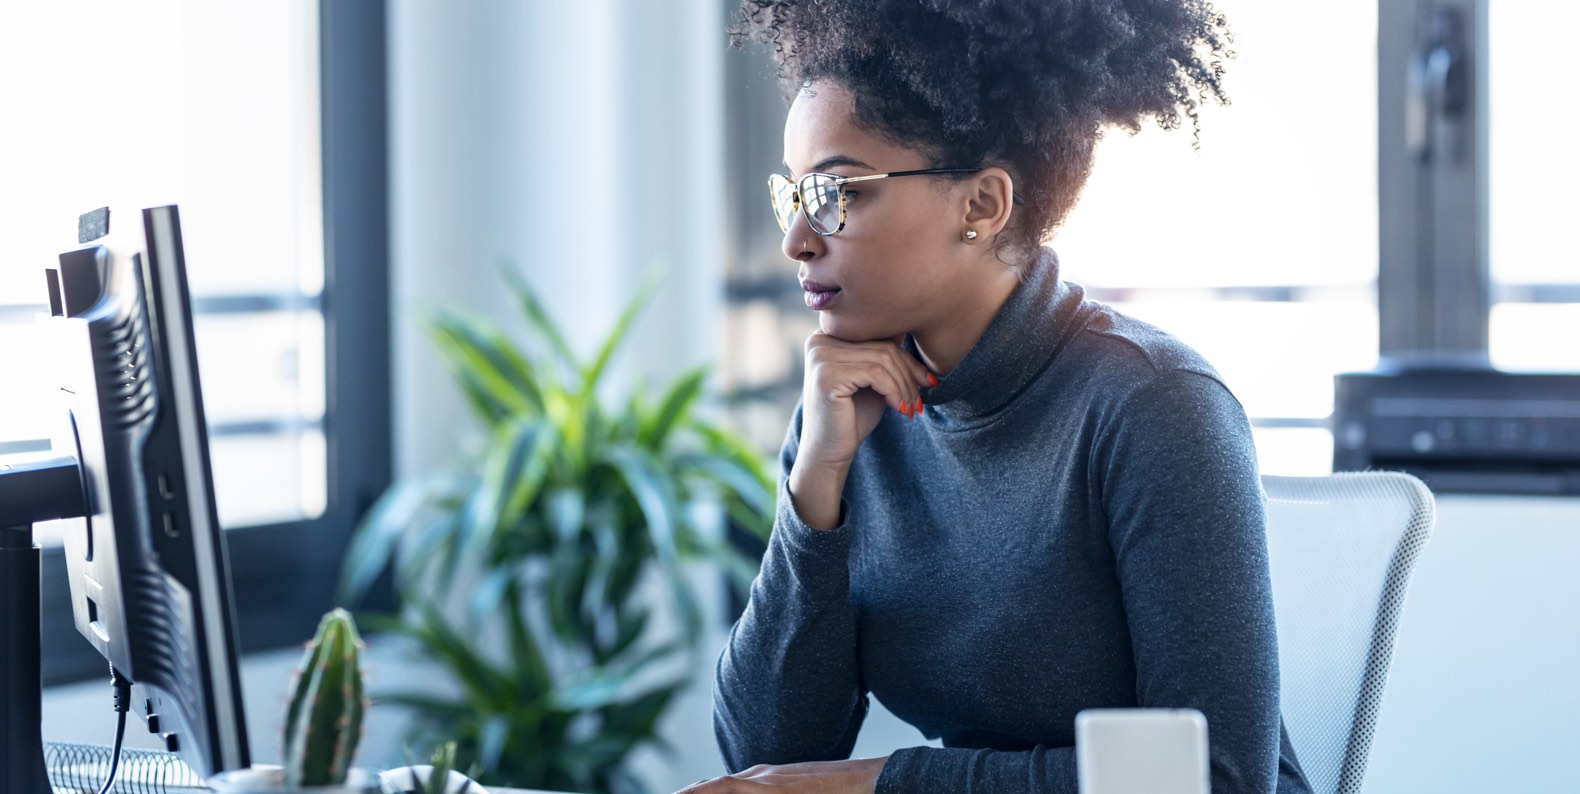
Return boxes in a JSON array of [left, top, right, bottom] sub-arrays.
[[813, 155, 874, 172], [782, 155, 876, 174]]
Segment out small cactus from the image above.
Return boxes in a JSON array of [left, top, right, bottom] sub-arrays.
[[282, 608, 367, 788]]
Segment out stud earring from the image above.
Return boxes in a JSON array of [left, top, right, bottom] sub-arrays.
[[963, 229, 978, 241]]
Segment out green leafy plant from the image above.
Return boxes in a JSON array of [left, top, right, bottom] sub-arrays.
[[283, 609, 367, 789], [338, 270, 772, 794]]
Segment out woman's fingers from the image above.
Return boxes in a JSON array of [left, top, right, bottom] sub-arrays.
[[812, 357, 914, 416], [673, 775, 770, 793], [805, 332, 931, 415], [795, 331, 936, 476], [812, 332, 934, 387]]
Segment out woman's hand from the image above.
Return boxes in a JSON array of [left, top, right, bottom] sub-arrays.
[[675, 757, 888, 793], [788, 332, 935, 530]]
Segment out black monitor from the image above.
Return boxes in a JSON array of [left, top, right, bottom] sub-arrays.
[[41, 204, 251, 779]]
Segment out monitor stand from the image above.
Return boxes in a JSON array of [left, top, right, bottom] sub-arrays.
[[1, 456, 87, 794]]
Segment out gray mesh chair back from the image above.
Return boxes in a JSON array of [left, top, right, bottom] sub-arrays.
[[1262, 472, 1434, 794]]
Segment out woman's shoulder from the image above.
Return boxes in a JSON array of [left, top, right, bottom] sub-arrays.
[[1055, 299, 1255, 456], [1064, 296, 1226, 389]]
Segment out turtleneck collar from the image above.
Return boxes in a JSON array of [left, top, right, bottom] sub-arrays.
[[909, 248, 1089, 431]]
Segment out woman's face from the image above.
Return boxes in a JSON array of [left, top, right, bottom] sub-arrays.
[[781, 82, 980, 343]]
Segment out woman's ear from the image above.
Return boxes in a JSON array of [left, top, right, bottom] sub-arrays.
[[960, 166, 1015, 243]]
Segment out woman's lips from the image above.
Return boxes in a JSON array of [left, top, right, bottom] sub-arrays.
[[800, 279, 840, 310]]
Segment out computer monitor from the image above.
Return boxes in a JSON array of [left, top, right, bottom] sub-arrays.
[[43, 204, 250, 779]]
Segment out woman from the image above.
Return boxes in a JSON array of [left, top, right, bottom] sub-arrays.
[[695, 1, 1312, 792]]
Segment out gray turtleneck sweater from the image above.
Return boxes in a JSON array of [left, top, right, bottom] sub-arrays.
[[713, 252, 1311, 794]]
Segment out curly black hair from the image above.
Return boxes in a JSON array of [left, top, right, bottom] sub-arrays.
[[731, 0, 1233, 262]]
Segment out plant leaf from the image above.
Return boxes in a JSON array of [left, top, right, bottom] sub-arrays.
[[579, 276, 659, 399], [606, 607, 650, 660], [544, 544, 592, 645], [499, 421, 560, 532], [504, 579, 552, 697], [477, 715, 511, 775], [398, 508, 466, 594], [637, 365, 707, 450], [337, 471, 453, 606], [692, 422, 774, 490], [599, 680, 686, 743], [722, 492, 773, 546], [503, 266, 579, 375], [409, 602, 511, 706], [375, 693, 474, 721], [551, 643, 683, 711], [467, 564, 517, 628], [427, 311, 543, 422], [672, 451, 774, 521], [545, 487, 585, 543], [600, 446, 680, 569]]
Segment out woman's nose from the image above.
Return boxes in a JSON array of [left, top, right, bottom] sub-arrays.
[[781, 216, 819, 262]]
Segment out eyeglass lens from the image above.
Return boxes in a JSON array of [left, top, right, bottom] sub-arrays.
[[769, 173, 843, 235]]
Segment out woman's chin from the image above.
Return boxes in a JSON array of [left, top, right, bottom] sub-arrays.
[[819, 315, 896, 344]]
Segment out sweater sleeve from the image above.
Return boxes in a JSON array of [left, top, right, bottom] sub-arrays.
[[875, 369, 1285, 794], [713, 403, 870, 771], [1099, 369, 1282, 794]]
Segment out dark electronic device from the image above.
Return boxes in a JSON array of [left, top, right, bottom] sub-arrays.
[[1333, 365, 1580, 495], [1, 205, 251, 793]]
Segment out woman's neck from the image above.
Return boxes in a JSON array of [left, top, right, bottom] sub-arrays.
[[912, 264, 1023, 377]]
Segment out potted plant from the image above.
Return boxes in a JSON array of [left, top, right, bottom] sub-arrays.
[[338, 271, 773, 794], [379, 742, 483, 794], [209, 608, 379, 794]]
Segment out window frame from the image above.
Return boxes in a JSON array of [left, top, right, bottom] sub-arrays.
[[39, 0, 391, 686], [1378, 0, 1492, 360]]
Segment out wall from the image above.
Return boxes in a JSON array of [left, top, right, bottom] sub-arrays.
[[388, 0, 726, 480]]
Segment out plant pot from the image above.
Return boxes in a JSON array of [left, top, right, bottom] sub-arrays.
[[378, 765, 490, 794], [207, 765, 381, 794]]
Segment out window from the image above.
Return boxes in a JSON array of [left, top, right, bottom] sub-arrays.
[[2, 1, 390, 684], [1056, 0, 1378, 476], [0, 3, 325, 529], [1487, 3, 1580, 372]]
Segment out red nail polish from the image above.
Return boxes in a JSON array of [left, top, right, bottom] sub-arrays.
[[899, 401, 911, 418], [927, 373, 938, 387]]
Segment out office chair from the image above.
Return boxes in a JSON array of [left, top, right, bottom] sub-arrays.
[[1262, 472, 1434, 794]]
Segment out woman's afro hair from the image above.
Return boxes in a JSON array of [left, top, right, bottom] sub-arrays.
[[731, 0, 1233, 259]]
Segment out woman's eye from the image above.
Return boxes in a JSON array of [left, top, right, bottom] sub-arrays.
[[842, 190, 860, 202]]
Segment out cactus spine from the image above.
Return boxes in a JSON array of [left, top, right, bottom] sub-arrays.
[[282, 608, 366, 788]]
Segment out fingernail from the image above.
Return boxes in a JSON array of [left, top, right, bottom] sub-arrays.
[[900, 402, 911, 418], [927, 373, 938, 387], [913, 398, 924, 415]]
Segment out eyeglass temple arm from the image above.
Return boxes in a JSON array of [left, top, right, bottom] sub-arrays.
[[830, 168, 981, 185], [830, 168, 1024, 205]]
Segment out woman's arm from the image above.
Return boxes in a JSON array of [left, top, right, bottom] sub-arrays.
[[1100, 370, 1282, 794], [715, 332, 933, 771], [713, 404, 871, 770]]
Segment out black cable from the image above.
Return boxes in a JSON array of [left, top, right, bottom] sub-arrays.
[[96, 664, 132, 794]]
